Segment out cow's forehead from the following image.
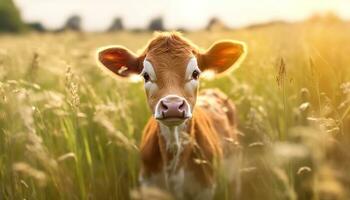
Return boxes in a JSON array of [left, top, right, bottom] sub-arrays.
[[142, 32, 198, 58], [141, 32, 199, 77], [146, 51, 192, 65], [144, 54, 194, 82]]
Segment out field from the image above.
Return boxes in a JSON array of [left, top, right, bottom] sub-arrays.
[[0, 22, 350, 200]]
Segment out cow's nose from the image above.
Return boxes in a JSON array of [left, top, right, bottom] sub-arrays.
[[159, 96, 187, 119]]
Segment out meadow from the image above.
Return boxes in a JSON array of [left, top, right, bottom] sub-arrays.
[[0, 21, 349, 200]]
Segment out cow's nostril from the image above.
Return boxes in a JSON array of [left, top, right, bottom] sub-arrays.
[[161, 100, 168, 110], [179, 100, 185, 110]]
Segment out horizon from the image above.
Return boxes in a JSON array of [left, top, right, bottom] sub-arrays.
[[14, 0, 350, 31]]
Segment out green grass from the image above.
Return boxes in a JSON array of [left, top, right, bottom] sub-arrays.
[[0, 22, 350, 200]]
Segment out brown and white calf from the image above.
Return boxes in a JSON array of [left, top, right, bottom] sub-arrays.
[[97, 32, 246, 199]]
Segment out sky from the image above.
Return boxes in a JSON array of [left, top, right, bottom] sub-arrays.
[[14, 0, 350, 31]]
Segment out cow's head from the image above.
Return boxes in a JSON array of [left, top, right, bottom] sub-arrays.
[[97, 32, 246, 126]]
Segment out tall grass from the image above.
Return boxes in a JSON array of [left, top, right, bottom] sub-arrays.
[[0, 22, 349, 199]]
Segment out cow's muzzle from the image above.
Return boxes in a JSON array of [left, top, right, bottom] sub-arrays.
[[155, 95, 191, 126]]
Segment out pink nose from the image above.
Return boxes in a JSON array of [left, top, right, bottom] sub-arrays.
[[159, 96, 188, 119]]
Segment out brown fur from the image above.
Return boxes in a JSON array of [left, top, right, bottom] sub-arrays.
[[140, 89, 238, 187]]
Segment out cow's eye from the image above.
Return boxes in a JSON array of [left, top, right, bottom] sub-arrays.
[[142, 72, 150, 82], [192, 70, 200, 80]]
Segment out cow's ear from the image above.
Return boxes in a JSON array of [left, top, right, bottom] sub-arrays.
[[97, 46, 143, 77], [198, 40, 246, 74]]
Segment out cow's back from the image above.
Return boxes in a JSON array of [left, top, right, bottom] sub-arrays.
[[196, 89, 238, 154]]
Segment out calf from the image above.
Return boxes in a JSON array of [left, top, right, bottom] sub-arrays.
[[97, 32, 246, 199]]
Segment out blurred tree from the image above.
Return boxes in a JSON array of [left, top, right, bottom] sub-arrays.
[[0, 0, 25, 33], [107, 17, 124, 32], [206, 17, 229, 31], [26, 22, 46, 32], [148, 17, 165, 31], [63, 15, 82, 31]]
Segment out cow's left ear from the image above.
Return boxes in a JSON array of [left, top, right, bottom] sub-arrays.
[[197, 40, 246, 74], [97, 46, 144, 78]]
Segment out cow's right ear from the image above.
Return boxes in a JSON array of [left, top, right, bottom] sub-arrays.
[[97, 46, 143, 78]]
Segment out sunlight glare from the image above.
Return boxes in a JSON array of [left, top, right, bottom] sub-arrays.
[[201, 70, 216, 80], [129, 74, 143, 83]]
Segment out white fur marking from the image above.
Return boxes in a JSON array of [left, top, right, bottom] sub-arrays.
[[141, 60, 157, 81], [185, 57, 201, 81], [185, 80, 198, 94], [184, 57, 200, 94], [159, 123, 185, 153], [142, 60, 159, 95]]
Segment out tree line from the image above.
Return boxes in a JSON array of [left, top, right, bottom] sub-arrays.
[[0, 0, 346, 33], [0, 0, 231, 33]]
